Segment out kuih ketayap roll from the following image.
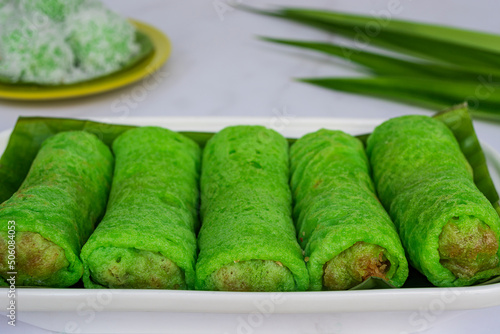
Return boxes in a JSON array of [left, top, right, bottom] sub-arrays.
[[0, 131, 113, 287], [195, 126, 309, 291], [80, 126, 201, 289], [366, 115, 500, 287], [290, 129, 408, 290]]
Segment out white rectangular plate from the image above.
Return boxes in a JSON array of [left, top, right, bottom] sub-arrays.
[[1, 117, 500, 319]]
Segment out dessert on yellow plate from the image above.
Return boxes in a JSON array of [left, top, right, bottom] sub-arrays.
[[0, 0, 144, 85], [0, 1, 170, 101]]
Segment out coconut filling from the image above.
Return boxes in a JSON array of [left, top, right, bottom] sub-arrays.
[[87, 247, 186, 289], [322, 241, 391, 290], [0, 231, 69, 285], [205, 259, 296, 291], [438, 216, 499, 279]]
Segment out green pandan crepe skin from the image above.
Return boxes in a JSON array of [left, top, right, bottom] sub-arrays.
[[196, 126, 309, 291], [367, 115, 500, 287], [80, 127, 201, 289], [290, 129, 408, 290], [0, 131, 113, 287]]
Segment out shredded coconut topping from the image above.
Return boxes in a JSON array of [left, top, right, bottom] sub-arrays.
[[0, 0, 140, 84]]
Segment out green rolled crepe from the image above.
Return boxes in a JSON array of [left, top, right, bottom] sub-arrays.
[[290, 129, 408, 290], [0, 131, 113, 287], [196, 126, 309, 291], [367, 115, 500, 287], [80, 126, 201, 289]]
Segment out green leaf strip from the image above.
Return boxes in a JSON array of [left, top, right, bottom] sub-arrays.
[[259, 37, 488, 81], [251, 7, 500, 76], [299, 76, 500, 121]]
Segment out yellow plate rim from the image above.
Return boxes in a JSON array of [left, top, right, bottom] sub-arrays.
[[0, 19, 171, 101]]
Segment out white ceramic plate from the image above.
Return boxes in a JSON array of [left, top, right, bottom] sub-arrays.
[[0, 117, 499, 333]]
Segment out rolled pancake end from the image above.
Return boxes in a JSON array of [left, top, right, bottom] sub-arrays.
[[86, 247, 186, 289], [322, 241, 390, 290], [439, 216, 499, 279], [0, 232, 74, 286], [81, 126, 200, 290], [205, 259, 296, 292]]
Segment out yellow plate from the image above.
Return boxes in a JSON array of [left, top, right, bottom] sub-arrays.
[[0, 20, 171, 101]]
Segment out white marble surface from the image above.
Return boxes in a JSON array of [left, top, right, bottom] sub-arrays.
[[1, 0, 500, 333]]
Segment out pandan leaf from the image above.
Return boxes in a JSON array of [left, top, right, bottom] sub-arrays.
[[259, 37, 488, 81], [299, 76, 500, 121], [249, 7, 500, 76]]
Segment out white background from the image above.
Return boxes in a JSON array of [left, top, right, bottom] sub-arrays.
[[1, 0, 500, 333]]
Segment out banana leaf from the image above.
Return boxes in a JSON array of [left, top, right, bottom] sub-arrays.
[[1, 107, 497, 205], [299, 76, 500, 121], [478, 275, 500, 286], [435, 105, 500, 204], [0, 107, 498, 289], [0, 117, 213, 204], [245, 7, 500, 76], [350, 277, 396, 290], [259, 37, 488, 82], [0, 29, 154, 86], [0, 119, 134, 203]]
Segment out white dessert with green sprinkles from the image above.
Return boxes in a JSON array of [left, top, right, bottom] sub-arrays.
[[0, 0, 140, 85]]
